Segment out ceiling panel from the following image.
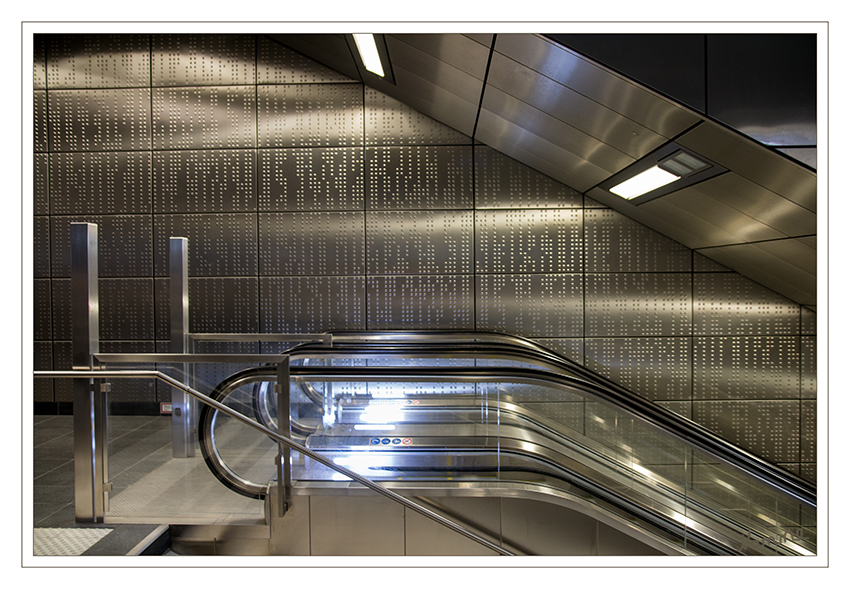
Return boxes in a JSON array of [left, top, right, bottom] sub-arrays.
[[388, 34, 491, 80]]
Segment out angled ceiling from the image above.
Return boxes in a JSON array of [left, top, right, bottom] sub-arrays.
[[269, 33, 817, 308]]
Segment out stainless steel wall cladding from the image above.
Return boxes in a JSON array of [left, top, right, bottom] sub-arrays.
[[693, 401, 800, 464], [153, 213, 257, 276], [584, 338, 692, 402], [693, 336, 800, 399], [258, 84, 363, 148], [34, 279, 52, 340], [100, 341, 156, 403], [802, 336, 816, 398], [476, 274, 583, 338], [188, 278, 259, 334], [260, 276, 365, 332], [153, 150, 256, 213], [532, 338, 584, 365], [585, 274, 692, 337], [50, 152, 152, 215], [34, 341, 53, 402], [185, 341, 261, 396], [367, 276, 473, 330], [801, 400, 816, 463], [152, 34, 255, 87], [367, 146, 473, 209], [365, 88, 471, 146], [50, 216, 153, 278], [46, 34, 151, 89], [473, 146, 582, 209], [34, 217, 50, 278], [35, 154, 48, 214], [475, 209, 582, 274], [33, 35, 47, 89], [367, 211, 473, 274], [584, 209, 692, 273], [49, 89, 152, 152], [34, 91, 47, 152], [258, 35, 353, 84], [260, 212, 365, 275], [694, 252, 728, 272], [153, 86, 256, 150], [258, 148, 364, 211], [51, 278, 155, 340]]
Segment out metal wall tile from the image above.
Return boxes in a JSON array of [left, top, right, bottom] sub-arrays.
[[49, 279, 70, 341], [258, 147, 363, 211], [34, 153, 48, 215], [365, 87, 471, 146], [46, 34, 150, 89], [693, 273, 800, 336], [801, 307, 816, 336], [475, 209, 582, 274], [801, 399, 816, 464], [34, 341, 53, 402], [476, 274, 583, 338], [584, 337, 692, 401], [34, 279, 52, 340], [180, 340, 261, 397], [367, 275, 473, 330], [153, 213, 256, 276], [655, 400, 691, 421], [33, 35, 47, 89], [259, 212, 365, 276], [366, 146, 473, 209], [693, 336, 800, 400], [152, 34, 255, 87], [532, 338, 584, 365], [801, 336, 816, 399], [48, 88, 152, 152], [367, 210, 473, 274], [52, 342, 72, 402], [583, 196, 607, 209], [34, 91, 48, 152], [800, 463, 815, 484], [584, 209, 692, 273], [585, 274, 692, 337], [188, 277, 259, 333], [153, 150, 256, 213], [99, 340, 156, 403], [692, 400, 800, 464], [257, 83, 363, 148], [153, 86, 256, 150], [473, 146, 582, 209], [50, 215, 153, 278], [34, 217, 50, 278], [50, 152, 151, 215], [267, 34, 360, 81], [258, 35, 353, 84], [694, 252, 729, 272], [99, 279, 155, 340], [260, 276, 365, 332]]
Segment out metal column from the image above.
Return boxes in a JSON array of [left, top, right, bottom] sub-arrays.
[[70, 222, 105, 522], [169, 237, 195, 457]]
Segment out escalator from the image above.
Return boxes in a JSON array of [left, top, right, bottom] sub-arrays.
[[197, 331, 817, 556]]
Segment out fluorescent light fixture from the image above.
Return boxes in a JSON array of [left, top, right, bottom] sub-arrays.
[[609, 165, 680, 199], [353, 33, 384, 77]]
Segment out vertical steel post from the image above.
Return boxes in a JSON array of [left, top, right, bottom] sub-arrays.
[[169, 237, 194, 457], [276, 356, 291, 515], [70, 222, 104, 522]]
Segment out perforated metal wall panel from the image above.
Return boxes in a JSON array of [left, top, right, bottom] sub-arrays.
[[52, 342, 72, 402], [33, 35, 46, 89], [34, 154, 48, 215], [365, 87, 471, 146], [46, 34, 151, 89], [693, 400, 800, 464], [153, 86, 256, 150], [258, 35, 354, 84], [584, 337, 691, 401], [585, 274, 691, 337], [50, 215, 153, 278], [473, 146, 582, 209], [49, 88, 152, 152], [802, 336, 816, 399], [258, 84, 363, 148], [694, 273, 800, 336], [258, 148, 364, 211], [584, 209, 692, 273], [476, 274, 583, 338], [801, 400, 816, 464], [153, 150, 256, 213], [34, 217, 50, 278], [367, 210, 473, 274], [532, 338, 584, 365], [366, 146, 473, 209], [152, 34, 255, 87], [34, 91, 48, 152], [34, 279, 52, 340], [182, 341, 261, 396], [260, 276, 365, 332], [100, 340, 156, 403], [801, 306, 816, 335], [693, 336, 800, 399], [50, 152, 152, 215], [188, 277, 259, 334], [259, 212, 365, 276], [99, 279, 155, 340], [368, 275, 473, 330], [153, 213, 256, 276], [475, 209, 582, 274], [33, 341, 53, 402], [694, 252, 729, 272]]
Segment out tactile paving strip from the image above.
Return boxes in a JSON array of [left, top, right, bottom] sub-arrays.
[[33, 528, 113, 556]]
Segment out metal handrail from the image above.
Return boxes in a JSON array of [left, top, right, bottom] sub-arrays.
[[33, 369, 514, 557]]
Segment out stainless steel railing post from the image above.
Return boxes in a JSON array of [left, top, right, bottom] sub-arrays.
[[169, 236, 194, 458], [276, 356, 291, 515]]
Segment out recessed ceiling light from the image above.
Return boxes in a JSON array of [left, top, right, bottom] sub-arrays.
[[609, 165, 680, 199], [353, 33, 384, 77]]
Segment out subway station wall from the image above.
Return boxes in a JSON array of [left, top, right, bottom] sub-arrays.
[[31, 34, 816, 482]]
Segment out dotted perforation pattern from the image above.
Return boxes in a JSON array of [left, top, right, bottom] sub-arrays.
[[152, 149, 256, 213], [46, 34, 151, 89], [364, 87, 472, 146], [367, 275, 474, 330], [50, 151, 152, 215], [259, 276, 366, 333], [188, 277, 259, 334], [49, 88, 152, 152], [152, 34, 256, 87], [257, 35, 354, 85], [49, 215, 153, 278]]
